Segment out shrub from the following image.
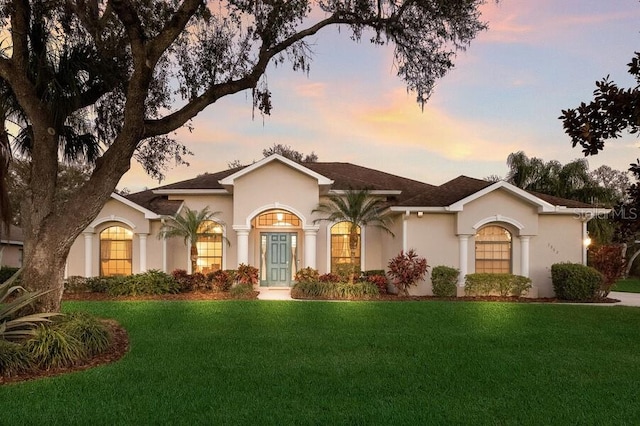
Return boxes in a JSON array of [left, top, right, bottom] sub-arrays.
[[464, 273, 532, 297], [291, 281, 327, 298], [365, 274, 388, 294], [84, 276, 113, 293], [24, 325, 86, 369], [64, 276, 89, 293], [56, 312, 111, 357], [334, 263, 361, 283], [236, 264, 259, 285], [191, 272, 208, 290], [1, 274, 59, 342], [387, 249, 429, 296], [209, 270, 234, 292], [0, 267, 20, 284], [172, 269, 194, 292], [363, 270, 385, 277], [291, 281, 379, 300], [319, 273, 341, 283], [229, 283, 255, 298], [589, 245, 626, 297], [551, 263, 604, 301], [107, 270, 179, 296], [0, 339, 32, 376], [431, 266, 459, 297], [335, 282, 379, 299], [295, 267, 319, 283]]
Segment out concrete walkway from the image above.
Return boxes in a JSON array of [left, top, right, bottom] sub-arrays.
[[606, 291, 640, 307], [257, 288, 293, 300]]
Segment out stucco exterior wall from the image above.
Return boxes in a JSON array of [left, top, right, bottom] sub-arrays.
[[456, 189, 539, 236], [530, 214, 584, 297], [0, 245, 22, 268], [405, 213, 458, 295], [232, 161, 319, 228]]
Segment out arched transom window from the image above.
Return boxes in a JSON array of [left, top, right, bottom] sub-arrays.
[[330, 222, 361, 274], [100, 226, 133, 276], [196, 220, 224, 273], [256, 210, 301, 228], [475, 225, 512, 274]]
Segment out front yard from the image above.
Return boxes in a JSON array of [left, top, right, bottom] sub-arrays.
[[2, 300, 640, 424], [612, 277, 640, 293]]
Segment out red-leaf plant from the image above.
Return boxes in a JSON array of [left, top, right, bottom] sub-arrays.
[[589, 244, 626, 297], [387, 249, 429, 296]]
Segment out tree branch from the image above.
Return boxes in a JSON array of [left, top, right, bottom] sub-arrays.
[[147, 0, 204, 64]]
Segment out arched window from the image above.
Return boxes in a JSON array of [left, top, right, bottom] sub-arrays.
[[475, 225, 512, 274], [100, 226, 133, 276], [196, 220, 224, 273], [330, 222, 360, 274]]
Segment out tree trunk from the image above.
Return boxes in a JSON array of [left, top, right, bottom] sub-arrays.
[[191, 244, 198, 274]]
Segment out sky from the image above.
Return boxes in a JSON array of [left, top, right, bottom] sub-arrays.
[[118, 0, 640, 192]]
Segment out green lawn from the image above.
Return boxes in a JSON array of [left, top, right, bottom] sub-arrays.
[[2, 301, 640, 425], [612, 277, 640, 293]]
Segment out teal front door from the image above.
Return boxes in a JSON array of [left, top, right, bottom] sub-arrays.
[[261, 233, 296, 287]]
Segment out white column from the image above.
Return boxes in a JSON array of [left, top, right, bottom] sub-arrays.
[[520, 236, 530, 278], [582, 220, 589, 265], [402, 211, 409, 252], [303, 226, 319, 269], [234, 226, 250, 266], [162, 236, 168, 273], [138, 233, 148, 273], [458, 234, 470, 286], [83, 232, 94, 277]]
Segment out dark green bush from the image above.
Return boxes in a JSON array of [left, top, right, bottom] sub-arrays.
[[56, 312, 111, 356], [464, 273, 532, 297], [0, 267, 20, 284], [362, 270, 385, 278], [431, 266, 459, 297], [107, 270, 179, 296], [84, 276, 114, 293], [64, 276, 89, 293], [551, 263, 604, 300], [0, 339, 32, 376]]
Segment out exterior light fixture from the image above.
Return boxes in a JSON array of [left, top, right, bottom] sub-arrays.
[[417, 211, 424, 218], [583, 237, 592, 247]]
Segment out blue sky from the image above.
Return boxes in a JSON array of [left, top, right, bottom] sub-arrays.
[[119, 0, 640, 192]]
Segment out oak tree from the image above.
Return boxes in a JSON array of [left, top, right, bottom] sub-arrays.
[[0, 0, 490, 311]]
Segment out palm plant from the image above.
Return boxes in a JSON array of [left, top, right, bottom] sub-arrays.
[[158, 207, 227, 273], [313, 189, 395, 283], [0, 270, 59, 342]]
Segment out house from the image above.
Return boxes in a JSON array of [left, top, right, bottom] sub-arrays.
[[0, 224, 24, 268], [65, 154, 606, 297]]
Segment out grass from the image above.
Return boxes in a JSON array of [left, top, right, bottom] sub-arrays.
[[612, 277, 640, 293], [2, 300, 640, 424]]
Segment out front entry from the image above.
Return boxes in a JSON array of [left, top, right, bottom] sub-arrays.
[[260, 232, 298, 287]]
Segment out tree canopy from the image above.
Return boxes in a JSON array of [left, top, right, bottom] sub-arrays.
[[0, 0, 490, 312]]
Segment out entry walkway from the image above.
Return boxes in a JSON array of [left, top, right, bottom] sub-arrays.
[[607, 291, 640, 307], [257, 288, 293, 300]]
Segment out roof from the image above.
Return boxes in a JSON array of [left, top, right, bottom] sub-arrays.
[[123, 160, 597, 215]]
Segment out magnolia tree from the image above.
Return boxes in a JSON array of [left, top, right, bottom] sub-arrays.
[[0, 0, 490, 312]]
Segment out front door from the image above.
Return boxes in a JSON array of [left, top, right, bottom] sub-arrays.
[[261, 233, 297, 287]]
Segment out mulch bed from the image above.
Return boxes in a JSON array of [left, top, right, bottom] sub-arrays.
[[1, 319, 129, 386]]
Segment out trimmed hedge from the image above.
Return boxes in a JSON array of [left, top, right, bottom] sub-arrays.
[[551, 263, 604, 301], [291, 281, 379, 300], [431, 266, 459, 297], [464, 273, 532, 297]]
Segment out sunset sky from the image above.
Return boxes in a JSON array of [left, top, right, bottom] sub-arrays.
[[119, 0, 640, 192]]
